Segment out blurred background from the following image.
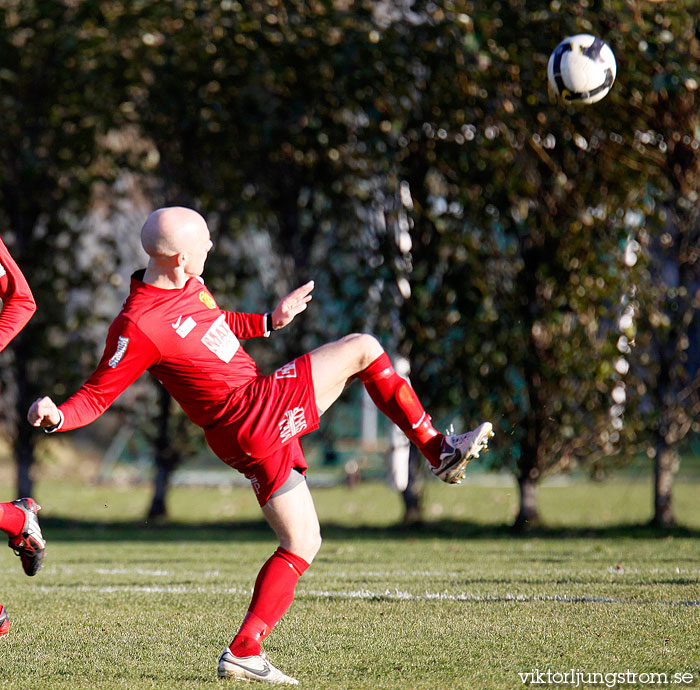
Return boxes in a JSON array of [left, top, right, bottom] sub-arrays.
[[0, 0, 698, 530]]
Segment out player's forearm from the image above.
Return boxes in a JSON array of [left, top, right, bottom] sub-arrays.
[[46, 316, 159, 432], [55, 385, 114, 432], [225, 311, 267, 339]]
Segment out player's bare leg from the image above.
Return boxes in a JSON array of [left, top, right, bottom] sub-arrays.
[[309, 333, 493, 483], [261, 475, 322, 563], [219, 478, 320, 684], [308, 333, 384, 412]]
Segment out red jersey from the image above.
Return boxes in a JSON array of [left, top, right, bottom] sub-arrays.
[[0, 236, 36, 352], [57, 271, 269, 431]]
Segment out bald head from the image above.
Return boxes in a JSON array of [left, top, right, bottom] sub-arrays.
[[141, 207, 208, 258], [140, 207, 213, 287]]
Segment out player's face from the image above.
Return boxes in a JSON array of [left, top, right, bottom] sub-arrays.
[[184, 225, 213, 277]]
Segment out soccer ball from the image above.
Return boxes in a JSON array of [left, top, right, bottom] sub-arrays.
[[547, 34, 616, 104]]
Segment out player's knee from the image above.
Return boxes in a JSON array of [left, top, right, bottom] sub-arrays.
[[287, 530, 322, 563], [304, 526, 323, 557], [306, 531, 322, 562], [341, 333, 384, 369]]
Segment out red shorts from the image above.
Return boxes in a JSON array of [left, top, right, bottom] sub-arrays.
[[204, 354, 320, 505]]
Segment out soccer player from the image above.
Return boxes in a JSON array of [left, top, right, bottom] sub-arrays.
[[27, 207, 493, 682], [0, 235, 47, 637]]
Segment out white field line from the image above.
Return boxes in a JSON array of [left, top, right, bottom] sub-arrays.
[[31, 583, 700, 607], [36, 584, 251, 595], [323, 567, 700, 578], [24, 565, 700, 579], [95, 568, 173, 576], [301, 588, 700, 607]]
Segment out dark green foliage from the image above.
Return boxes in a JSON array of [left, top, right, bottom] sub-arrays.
[[0, 2, 137, 493], [1, 1, 697, 524]]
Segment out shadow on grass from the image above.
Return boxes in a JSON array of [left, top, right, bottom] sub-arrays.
[[40, 516, 700, 543]]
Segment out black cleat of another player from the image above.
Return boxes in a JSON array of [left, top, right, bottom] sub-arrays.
[[8, 498, 46, 576], [0, 605, 9, 637]]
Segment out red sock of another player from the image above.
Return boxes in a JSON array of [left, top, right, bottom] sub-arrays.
[[358, 353, 443, 467], [229, 546, 310, 658], [0, 502, 24, 538]]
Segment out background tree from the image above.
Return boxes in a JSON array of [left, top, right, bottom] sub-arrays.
[[334, 0, 699, 527], [102, 1, 425, 514], [617, 4, 700, 527], [332, 2, 632, 527], [79, 0, 700, 526], [0, 2, 140, 496], [3, 0, 697, 529]]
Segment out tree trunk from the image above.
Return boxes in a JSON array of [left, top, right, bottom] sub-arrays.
[[653, 439, 676, 528], [149, 460, 174, 520], [401, 445, 426, 525], [513, 469, 540, 532], [14, 351, 35, 498], [147, 384, 180, 520], [15, 428, 34, 498]]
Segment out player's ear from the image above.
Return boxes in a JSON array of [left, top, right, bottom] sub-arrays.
[[175, 251, 188, 267]]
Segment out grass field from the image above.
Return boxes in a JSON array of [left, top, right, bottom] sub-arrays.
[[1, 477, 699, 689]]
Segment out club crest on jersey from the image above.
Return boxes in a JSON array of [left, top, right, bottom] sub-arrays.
[[279, 406, 307, 443], [0, 262, 5, 278], [201, 314, 240, 363], [198, 291, 217, 309], [108, 336, 129, 368], [274, 362, 297, 379]]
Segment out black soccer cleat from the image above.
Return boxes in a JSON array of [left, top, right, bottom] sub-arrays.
[[8, 498, 46, 576], [0, 605, 9, 637]]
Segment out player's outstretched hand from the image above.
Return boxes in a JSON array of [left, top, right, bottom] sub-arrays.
[[272, 280, 314, 330], [27, 396, 61, 428]]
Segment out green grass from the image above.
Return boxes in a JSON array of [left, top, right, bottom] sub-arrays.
[[1, 478, 699, 689]]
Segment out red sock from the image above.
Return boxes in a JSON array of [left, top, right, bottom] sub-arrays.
[[358, 353, 443, 466], [0, 503, 24, 537], [229, 547, 310, 658]]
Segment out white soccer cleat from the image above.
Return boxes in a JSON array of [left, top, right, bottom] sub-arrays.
[[217, 648, 299, 685], [432, 422, 494, 484]]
